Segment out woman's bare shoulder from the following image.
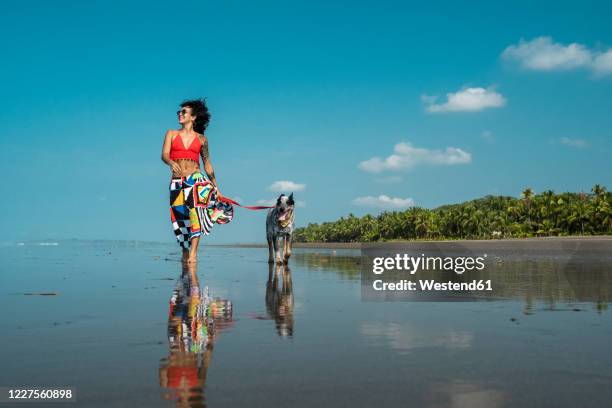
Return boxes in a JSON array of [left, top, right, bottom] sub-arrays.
[[197, 133, 208, 143], [165, 129, 179, 139]]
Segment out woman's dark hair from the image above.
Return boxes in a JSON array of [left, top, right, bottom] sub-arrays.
[[181, 98, 211, 134]]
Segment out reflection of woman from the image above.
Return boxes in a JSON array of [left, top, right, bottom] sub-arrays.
[[161, 99, 234, 264], [159, 263, 233, 407]]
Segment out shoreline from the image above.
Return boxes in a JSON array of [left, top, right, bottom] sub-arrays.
[[9, 236, 612, 252], [210, 235, 612, 250]]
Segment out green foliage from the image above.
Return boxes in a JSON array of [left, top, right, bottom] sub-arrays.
[[293, 186, 612, 242]]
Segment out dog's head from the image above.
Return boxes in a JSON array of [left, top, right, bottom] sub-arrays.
[[275, 193, 295, 226]]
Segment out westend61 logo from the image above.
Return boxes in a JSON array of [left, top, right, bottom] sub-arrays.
[[372, 254, 487, 275]]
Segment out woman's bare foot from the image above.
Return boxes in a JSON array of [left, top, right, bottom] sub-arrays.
[[186, 254, 198, 264]]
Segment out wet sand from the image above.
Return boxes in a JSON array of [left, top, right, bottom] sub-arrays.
[[1, 240, 611, 407]]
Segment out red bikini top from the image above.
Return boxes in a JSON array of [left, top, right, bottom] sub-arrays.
[[169, 132, 202, 162]]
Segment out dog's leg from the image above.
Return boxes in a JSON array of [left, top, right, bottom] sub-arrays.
[[283, 235, 292, 264], [267, 236, 274, 264]]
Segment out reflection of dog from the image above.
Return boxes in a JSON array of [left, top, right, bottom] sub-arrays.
[[266, 263, 294, 337], [266, 193, 295, 264]]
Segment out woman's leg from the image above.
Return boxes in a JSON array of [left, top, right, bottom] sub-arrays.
[[171, 178, 192, 261], [187, 236, 200, 263]]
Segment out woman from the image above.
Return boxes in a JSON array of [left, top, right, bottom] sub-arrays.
[[161, 99, 234, 263]]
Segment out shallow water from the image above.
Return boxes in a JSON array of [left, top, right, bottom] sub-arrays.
[[1, 240, 611, 407]]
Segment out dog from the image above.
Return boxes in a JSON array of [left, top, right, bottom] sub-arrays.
[[266, 193, 295, 264]]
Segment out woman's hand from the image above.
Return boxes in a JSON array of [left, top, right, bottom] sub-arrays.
[[170, 160, 181, 174], [216, 189, 224, 201], [214, 185, 224, 201]]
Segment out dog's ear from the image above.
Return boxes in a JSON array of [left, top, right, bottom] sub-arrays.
[[287, 193, 294, 206], [276, 194, 285, 206]]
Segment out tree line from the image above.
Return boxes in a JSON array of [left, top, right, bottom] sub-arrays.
[[293, 185, 612, 242]]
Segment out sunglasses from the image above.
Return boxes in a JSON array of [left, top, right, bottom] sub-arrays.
[[177, 109, 190, 116]]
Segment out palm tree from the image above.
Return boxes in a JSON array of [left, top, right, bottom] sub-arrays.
[[568, 197, 590, 235], [293, 186, 611, 242], [521, 188, 534, 234], [592, 184, 606, 198]]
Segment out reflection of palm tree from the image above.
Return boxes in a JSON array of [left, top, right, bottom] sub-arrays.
[[266, 263, 294, 338], [159, 263, 233, 407]]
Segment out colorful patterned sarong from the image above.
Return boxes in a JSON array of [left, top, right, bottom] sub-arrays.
[[169, 172, 234, 249]]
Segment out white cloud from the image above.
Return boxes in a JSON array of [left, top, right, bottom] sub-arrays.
[[423, 87, 506, 113], [420, 94, 438, 105], [352, 195, 415, 210], [359, 142, 471, 173], [502, 37, 591, 71], [559, 137, 589, 148], [592, 50, 612, 75], [502, 36, 612, 76], [257, 198, 306, 207], [256, 199, 275, 206], [267, 180, 305, 192], [481, 130, 495, 143]]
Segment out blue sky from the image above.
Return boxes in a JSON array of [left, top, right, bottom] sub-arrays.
[[1, 0, 611, 243]]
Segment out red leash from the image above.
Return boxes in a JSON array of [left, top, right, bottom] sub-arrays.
[[218, 196, 274, 210]]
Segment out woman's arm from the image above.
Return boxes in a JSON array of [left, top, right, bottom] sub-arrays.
[[200, 135, 222, 196], [161, 130, 181, 173]]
